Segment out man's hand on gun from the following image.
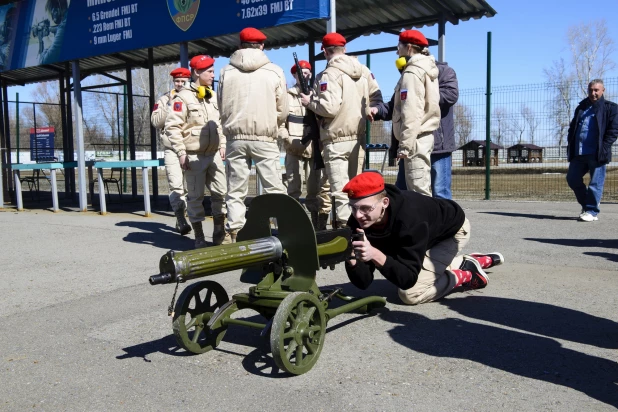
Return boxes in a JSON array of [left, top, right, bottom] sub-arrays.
[[300, 91, 313, 107]]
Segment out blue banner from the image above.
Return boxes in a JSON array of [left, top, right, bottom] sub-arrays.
[[1, 0, 329, 72], [29, 127, 55, 161]]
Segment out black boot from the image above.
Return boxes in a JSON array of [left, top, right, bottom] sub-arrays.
[[175, 205, 192, 236], [192, 221, 208, 249]]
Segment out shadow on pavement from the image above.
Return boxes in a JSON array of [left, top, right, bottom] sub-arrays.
[[116, 221, 195, 251], [380, 309, 618, 408], [525, 237, 618, 249], [441, 296, 618, 349], [584, 251, 618, 263], [479, 211, 575, 220]]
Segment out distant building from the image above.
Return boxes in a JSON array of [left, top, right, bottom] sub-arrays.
[[459, 140, 504, 167], [507, 143, 544, 163]]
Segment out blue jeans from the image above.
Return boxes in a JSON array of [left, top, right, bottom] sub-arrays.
[[396, 153, 452, 199], [566, 154, 606, 216]]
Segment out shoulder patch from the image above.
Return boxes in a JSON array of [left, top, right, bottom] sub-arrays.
[[153, 103, 159, 111], [320, 82, 328, 92], [173, 102, 183, 112], [400, 89, 408, 101]]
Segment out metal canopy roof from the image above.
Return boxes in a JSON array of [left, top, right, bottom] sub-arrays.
[[0, 0, 496, 86]]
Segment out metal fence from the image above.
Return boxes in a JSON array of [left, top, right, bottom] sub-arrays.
[[368, 77, 618, 201], [5, 78, 618, 203]]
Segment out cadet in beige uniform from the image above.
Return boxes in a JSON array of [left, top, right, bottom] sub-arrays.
[[301, 32, 372, 228], [165, 55, 229, 248], [392, 30, 440, 196], [279, 60, 332, 229], [151, 68, 192, 235], [218, 27, 288, 240]]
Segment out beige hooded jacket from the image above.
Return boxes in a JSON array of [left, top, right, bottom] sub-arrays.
[[307, 54, 370, 144], [151, 91, 174, 149], [165, 82, 225, 157], [278, 85, 313, 158], [218, 48, 288, 143], [392, 54, 440, 156]]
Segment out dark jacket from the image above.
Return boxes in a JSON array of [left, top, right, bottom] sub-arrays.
[[376, 62, 459, 159], [344, 184, 465, 291], [432, 62, 459, 154], [567, 96, 618, 164]]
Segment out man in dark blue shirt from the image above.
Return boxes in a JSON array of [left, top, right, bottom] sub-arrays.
[[566, 79, 618, 222]]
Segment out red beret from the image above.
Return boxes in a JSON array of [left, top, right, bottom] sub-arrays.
[[170, 68, 191, 79], [189, 55, 215, 70], [399, 30, 429, 47], [291, 60, 311, 75], [321, 32, 346, 49], [343, 172, 385, 200], [240, 27, 267, 43]]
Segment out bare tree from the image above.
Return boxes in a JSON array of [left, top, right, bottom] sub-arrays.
[[34, 82, 64, 148], [567, 19, 616, 96], [521, 104, 540, 145], [544, 59, 575, 150], [491, 107, 509, 147], [510, 112, 526, 145], [453, 104, 474, 146]]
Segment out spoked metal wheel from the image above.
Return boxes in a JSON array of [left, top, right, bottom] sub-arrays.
[[172, 281, 229, 354], [270, 292, 326, 375]]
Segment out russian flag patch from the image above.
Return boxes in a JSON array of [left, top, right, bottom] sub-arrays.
[[153, 103, 159, 111], [400, 89, 408, 101], [173, 102, 182, 112], [320, 82, 328, 92]]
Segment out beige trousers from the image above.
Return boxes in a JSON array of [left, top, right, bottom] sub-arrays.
[[225, 140, 286, 232], [185, 153, 227, 223], [403, 132, 434, 196], [398, 218, 470, 305], [284, 153, 331, 213], [323, 140, 363, 225], [164, 149, 187, 212]]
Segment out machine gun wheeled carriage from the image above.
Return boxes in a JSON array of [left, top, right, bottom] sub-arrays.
[[150, 194, 386, 375]]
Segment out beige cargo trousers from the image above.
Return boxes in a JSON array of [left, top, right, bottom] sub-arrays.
[[398, 218, 470, 305], [225, 140, 286, 232]]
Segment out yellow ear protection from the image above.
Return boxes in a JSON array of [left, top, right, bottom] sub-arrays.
[[196, 86, 214, 100], [395, 56, 409, 72]]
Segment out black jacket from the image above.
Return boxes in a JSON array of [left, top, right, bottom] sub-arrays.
[[567, 96, 618, 164], [345, 184, 465, 290], [432, 62, 459, 154], [376, 62, 459, 159]]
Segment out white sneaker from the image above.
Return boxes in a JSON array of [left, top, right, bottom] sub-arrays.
[[578, 209, 586, 219], [578, 212, 598, 222]]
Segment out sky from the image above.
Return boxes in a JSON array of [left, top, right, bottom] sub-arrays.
[[7, 0, 618, 103]]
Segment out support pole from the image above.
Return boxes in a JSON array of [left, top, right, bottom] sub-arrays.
[[308, 41, 316, 83], [123, 84, 128, 191], [365, 52, 371, 170], [65, 62, 75, 197], [72, 61, 88, 211], [3, 80, 13, 194], [485, 32, 492, 200], [438, 16, 446, 63], [15, 93, 19, 163], [0, 80, 4, 206], [148, 48, 158, 200], [180, 42, 189, 68], [126, 65, 137, 197], [326, 0, 336, 32]]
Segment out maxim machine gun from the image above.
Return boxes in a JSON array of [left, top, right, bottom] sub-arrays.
[[150, 194, 386, 375]]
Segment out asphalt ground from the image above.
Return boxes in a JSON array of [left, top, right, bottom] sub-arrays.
[[0, 199, 617, 411]]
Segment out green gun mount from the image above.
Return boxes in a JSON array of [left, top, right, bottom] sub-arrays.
[[149, 193, 386, 375]]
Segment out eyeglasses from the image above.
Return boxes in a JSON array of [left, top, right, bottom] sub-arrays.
[[348, 200, 380, 215]]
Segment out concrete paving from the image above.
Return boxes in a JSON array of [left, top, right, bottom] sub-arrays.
[[0, 199, 617, 411]]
